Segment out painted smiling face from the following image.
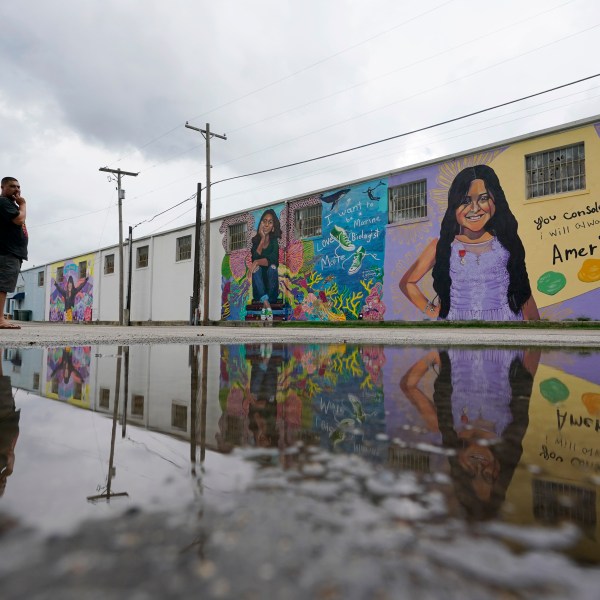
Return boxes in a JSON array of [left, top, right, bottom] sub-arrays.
[[260, 214, 274, 235], [455, 178, 496, 236]]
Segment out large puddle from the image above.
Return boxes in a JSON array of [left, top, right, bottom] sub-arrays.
[[1, 342, 599, 584]]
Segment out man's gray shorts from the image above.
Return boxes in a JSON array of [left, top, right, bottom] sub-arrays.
[[0, 254, 21, 293]]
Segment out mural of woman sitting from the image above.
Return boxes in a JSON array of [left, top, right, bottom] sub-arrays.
[[250, 209, 281, 321], [400, 164, 539, 321], [54, 275, 89, 321]]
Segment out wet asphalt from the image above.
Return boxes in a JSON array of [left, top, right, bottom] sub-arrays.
[[2, 321, 600, 348], [1, 321, 599, 598]]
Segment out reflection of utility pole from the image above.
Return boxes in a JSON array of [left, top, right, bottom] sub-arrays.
[[190, 345, 199, 472], [122, 346, 130, 438], [184, 123, 226, 325], [88, 346, 128, 502], [99, 167, 139, 326], [200, 345, 208, 463]]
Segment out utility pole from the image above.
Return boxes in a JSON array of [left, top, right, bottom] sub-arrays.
[[99, 167, 139, 326], [184, 123, 226, 325], [191, 183, 202, 325]]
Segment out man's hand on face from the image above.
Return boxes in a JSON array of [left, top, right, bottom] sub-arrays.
[[2, 181, 23, 204]]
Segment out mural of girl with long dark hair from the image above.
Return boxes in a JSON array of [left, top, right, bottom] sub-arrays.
[[54, 275, 89, 321], [400, 347, 539, 520], [250, 209, 282, 321], [400, 164, 539, 320]]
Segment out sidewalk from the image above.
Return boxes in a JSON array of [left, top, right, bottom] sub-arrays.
[[2, 321, 600, 347]]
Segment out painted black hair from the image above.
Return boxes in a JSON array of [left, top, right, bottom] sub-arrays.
[[432, 164, 532, 318], [432, 350, 532, 521], [251, 208, 282, 246]]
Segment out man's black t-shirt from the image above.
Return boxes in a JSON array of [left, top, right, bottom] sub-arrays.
[[0, 196, 28, 260]]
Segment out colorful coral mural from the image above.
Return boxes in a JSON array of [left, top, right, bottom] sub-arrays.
[[217, 343, 385, 455], [49, 254, 94, 322], [220, 179, 388, 321]]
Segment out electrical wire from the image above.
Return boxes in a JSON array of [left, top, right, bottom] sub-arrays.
[[213, 21, 600, 170], [210, 73, 600, 187], [104, 0, 456, 169]]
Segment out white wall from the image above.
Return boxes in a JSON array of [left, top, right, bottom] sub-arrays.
[[96, 248, 120, 322], [150, 226, 195, 322]]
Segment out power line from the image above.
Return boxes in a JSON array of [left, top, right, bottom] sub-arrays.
[[210, 73, 600, 187], [214, 20, 600, 170], [102, 0, 456, 169], [224, 0, 577, 137], [118, 0, 577, 182], [136, 76, 600, 234]]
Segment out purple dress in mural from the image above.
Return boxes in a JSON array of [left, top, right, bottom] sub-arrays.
[[447, 237, 523, 321]]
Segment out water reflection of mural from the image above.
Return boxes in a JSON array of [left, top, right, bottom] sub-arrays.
[[46, 346, 91, 407], [398, 348, 539, 520], [49, 254, 94, 322], [217, 343, 386, 455]]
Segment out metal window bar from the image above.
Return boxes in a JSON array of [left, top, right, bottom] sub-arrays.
[[532, 478, 596, 528], [389, 180, 427, 223], [176, 235, 192, 261], [104, 255, 114, 274], [229, 223, 247, 251], [526, 143, 585, 199], [137, 247, 149, 268], [295, 204, 322, 239], [171, 404, 188, 430]]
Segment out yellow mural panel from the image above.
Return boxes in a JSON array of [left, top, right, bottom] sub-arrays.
[[488, 124, 600, 309]]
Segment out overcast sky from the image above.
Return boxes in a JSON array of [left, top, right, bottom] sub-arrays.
[[1, 0, 599, 267]]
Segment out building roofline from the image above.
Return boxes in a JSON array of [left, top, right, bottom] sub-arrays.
[[22, 113, 600, 274]]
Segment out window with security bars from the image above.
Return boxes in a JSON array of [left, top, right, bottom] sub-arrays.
[[99, 388, 110, 410], [171, 403, 188, 430], [176, 235, 192, 261], [526, 142, 585, 199], [33, 373, 40, 389], [228, 223, 247, 251], [294, 204, 322, 239], [104, 254, 114, 274], [38, 271, 44, 287], [136, 246, 149, 269], [533, 478, 596, 529], [79, 261, 87, 279], [73, 382, 82, 401], [56, 266, 64, 282], [388, 180, 427, 223], [132, 394, 144, 417]]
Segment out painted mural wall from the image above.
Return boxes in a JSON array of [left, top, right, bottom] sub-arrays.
[[45, 345, 91, 407], [220, 179, 388, 321], [49, 253, 94, 322], [219, 121, 600, 322]]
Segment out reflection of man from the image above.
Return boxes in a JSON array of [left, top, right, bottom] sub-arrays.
[[0, 177, 28, 330], [0, 351, 20, 496]]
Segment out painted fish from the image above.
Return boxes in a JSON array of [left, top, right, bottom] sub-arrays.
[[320, 188, 351, 211]]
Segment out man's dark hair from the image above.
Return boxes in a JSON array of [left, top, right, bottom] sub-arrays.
[[1, 177, 18, 186]]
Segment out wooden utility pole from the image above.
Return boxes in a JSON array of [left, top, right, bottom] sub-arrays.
[[184, 123, 226, 325], [191, 183, 202, 325], [99, 167, 139, 326]]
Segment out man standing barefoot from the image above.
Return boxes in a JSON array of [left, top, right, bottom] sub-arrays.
[[0, 177, 28, 329]]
